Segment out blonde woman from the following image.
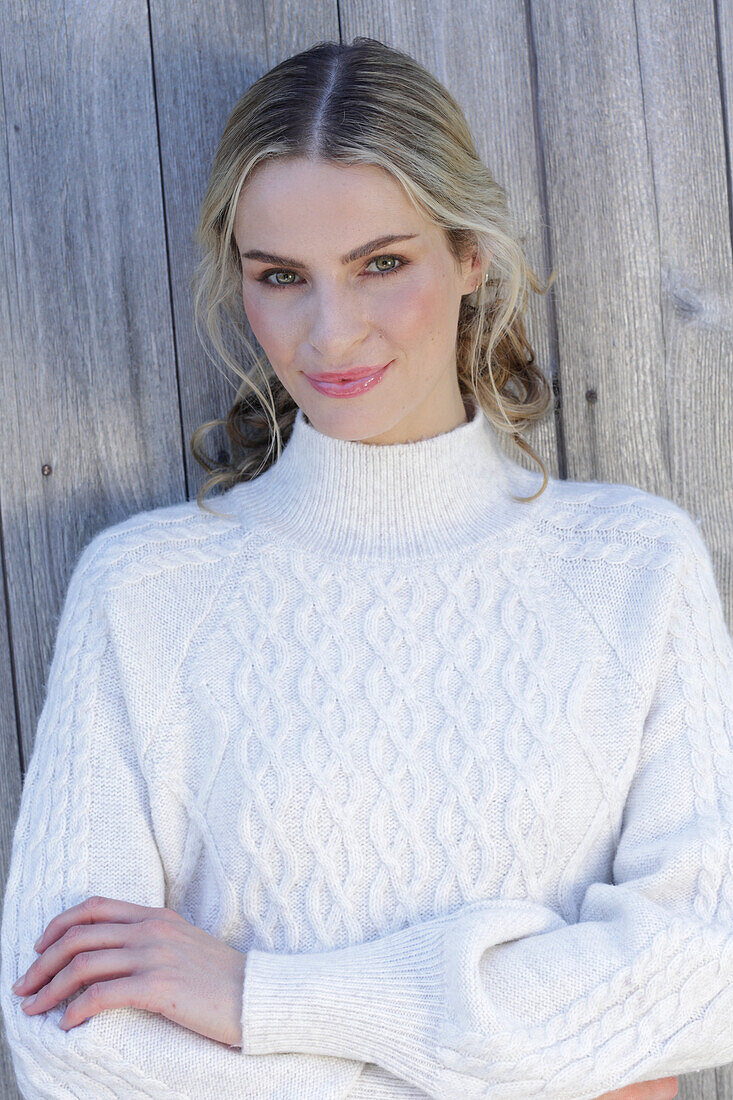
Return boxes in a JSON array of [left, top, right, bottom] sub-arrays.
[[3, 36, 731, 1100]]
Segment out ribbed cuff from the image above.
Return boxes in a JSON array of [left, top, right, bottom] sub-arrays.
[[240, 920, 447, 1088]]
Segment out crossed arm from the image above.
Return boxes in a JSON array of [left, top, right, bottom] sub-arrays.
[[8, 893, 679, 1100]]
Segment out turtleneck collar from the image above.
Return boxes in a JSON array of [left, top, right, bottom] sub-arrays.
[[224, 397, 543, 562]]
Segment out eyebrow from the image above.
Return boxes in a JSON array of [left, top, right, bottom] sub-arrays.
[[240, 233, 420, 268]]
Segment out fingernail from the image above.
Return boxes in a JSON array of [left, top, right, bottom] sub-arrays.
[[21, 994, 36, 1008], [34, 935, 43, 951], [12, 978, 23, 992]]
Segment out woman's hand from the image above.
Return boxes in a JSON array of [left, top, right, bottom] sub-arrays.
[[591, 1078, 679, 1099], [11, 895, 247, 1048]]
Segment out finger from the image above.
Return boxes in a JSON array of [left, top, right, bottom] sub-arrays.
[[20, 948, 138, 1017], [633, 1077, 679, 1099], [34, 895, 170, 953], [596, 1078, 679, 1099], [57, 975, 152, 1030], [18, 920, 136, 996], [650, 1078, 679, 1099]]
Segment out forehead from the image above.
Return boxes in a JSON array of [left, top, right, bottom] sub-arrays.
[[233, 158, 433, 251]]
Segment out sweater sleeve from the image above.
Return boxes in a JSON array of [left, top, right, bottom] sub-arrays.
[[0, 535, 365, 1100], [240, 513, 733, 1099]]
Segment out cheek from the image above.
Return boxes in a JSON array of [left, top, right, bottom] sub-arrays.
[[376, 276, 437, 340], [242, 290, 295, 356], [379, 273, 455, 353]]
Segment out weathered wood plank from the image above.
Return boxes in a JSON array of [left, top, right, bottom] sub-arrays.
[[0, 0, 183, 761], [531, 0, 732, 627], [0, 1, 183, 1093]]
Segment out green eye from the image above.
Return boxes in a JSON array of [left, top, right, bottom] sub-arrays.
[[369, 256, 399, 272], [256, 255, 410, 289]]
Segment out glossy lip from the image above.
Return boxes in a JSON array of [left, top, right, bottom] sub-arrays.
[[304, 360, 394, 398], [305, 362, 393, 382]]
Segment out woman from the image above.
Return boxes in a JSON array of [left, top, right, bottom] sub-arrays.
[[2, 35, 731, 1100]]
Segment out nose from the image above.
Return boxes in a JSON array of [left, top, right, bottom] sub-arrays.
[[307, 282, 370, 359]]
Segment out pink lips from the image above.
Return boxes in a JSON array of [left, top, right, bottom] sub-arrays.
[[304, 360, 394, 397]]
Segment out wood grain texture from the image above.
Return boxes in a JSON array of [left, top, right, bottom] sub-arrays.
[[0, 1, 730, 1096], [529, 0, 733, 617], [0, 2, 181, 1095]]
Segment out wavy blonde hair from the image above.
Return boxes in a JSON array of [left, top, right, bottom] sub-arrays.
[[190, 35, 556, 516]]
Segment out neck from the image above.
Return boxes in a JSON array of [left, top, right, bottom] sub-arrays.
[[225, 398, 542, 562]]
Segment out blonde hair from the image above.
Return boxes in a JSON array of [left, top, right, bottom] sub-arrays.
[[190, 35, 556, 516]]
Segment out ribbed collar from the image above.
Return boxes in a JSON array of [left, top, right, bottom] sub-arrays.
[[225, 397, 542, 562]]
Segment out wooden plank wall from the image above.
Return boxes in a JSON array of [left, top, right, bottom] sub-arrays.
[[1, 1, 731, 1096]]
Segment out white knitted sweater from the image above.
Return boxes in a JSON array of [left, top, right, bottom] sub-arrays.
[[2, 399, 733, 1100]]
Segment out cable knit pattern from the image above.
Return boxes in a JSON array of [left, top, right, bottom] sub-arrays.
[[2, 398, 732, 1099]]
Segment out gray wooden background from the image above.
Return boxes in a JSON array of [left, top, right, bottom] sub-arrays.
[[1, 2, 732, 1097]]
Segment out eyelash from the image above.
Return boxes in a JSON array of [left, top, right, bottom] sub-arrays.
[[255, 254, 410, 289]]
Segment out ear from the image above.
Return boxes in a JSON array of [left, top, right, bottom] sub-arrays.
[[461, 246, 489, 296]]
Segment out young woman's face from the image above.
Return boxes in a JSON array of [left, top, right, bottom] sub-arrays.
[[233, 157, 482, 443]]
